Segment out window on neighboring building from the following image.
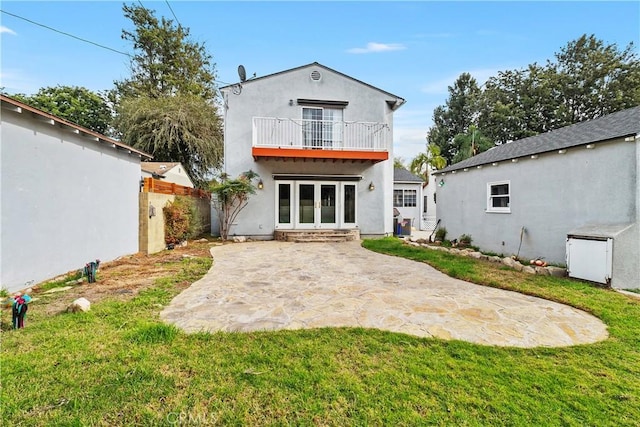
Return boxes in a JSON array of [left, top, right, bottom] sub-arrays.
[[394, 189, 417, 207], [393, 190, 403, 207], [487, 181, 510, 213], [403, 189, 417, 207]]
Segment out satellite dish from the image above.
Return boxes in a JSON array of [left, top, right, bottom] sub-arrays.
[[238, 65, 247, 83]]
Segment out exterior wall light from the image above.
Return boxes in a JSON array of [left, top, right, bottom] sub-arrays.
[[438, 179, 445, 187], [369, 181, 375, 191], [586, 144, 595, 149], [492, 162, 499, 166], [531, 155, 539, 159], [257, 179, 264, 190], [558, 149, 567, 154]]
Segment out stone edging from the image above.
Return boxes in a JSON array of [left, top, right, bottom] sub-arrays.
[[403, 239, 567, 277]]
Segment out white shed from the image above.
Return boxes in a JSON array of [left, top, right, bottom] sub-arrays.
[[1, 95, 152, 293]]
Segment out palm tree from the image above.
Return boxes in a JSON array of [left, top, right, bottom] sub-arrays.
[[410, 144, 446, 185]]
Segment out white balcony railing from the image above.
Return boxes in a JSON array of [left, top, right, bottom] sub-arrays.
[[253, 117, 390, 151]]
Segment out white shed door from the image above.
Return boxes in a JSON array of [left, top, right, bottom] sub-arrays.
[[566, 237, 613, 285]]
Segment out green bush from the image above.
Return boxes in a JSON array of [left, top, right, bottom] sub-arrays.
[[434, 227, 447, 242], [164, 196, 200, 244], [459, 234, 473, 246]]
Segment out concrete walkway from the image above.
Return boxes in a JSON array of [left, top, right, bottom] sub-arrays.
[[160, 241, 608, 348]]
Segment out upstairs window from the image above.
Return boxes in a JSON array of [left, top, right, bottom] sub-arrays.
[[487, 181, 510, 213], [302, 107, 343, 148]]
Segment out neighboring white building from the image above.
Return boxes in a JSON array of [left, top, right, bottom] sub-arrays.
[[1, 95, 152, 293], [141, 162, 194, 188], [218, 62, 405, 238], [393, 167, 423, 233], [435, 106, 640, 289]]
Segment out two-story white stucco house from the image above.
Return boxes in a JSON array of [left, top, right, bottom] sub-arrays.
[[1, 95, 152, 293], [435, 106, 640, 289], [218, 62, 405, 239]]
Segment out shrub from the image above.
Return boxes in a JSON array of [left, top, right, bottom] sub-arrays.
[[435, 227, 447, 242], [459, 234, 473, 246], [164, 196, 200, 244]]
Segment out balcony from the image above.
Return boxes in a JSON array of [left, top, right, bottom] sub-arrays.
[[252, 117, 390, 163]]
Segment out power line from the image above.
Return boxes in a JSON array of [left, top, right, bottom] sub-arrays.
[[165, 0, 181, 27], [0, 9, 131, 58]]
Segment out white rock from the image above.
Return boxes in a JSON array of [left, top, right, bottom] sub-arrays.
[[233, 236, 247, 243], [68, 297, 91, 313]]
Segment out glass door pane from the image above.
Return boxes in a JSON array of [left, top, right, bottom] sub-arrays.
[[343, 184, 356, 224], [320, 184, 336, 224], [278, 183, 291, 224], [299, 184, 315, 224]]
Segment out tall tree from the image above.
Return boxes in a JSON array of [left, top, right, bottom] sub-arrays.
[[450, 125, 495, 164], [410, 144, 446, 185], [11, 86, 112, 135], [113, 4, 223, 187], [477, 34, 640, 145], [426, 73, 481, 164], [551, 34, 640, 124]]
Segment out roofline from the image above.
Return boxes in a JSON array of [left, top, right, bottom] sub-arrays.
[[1, 95, 153, 160], [221, 62, 405, 106], [438, 133, 636, 174]]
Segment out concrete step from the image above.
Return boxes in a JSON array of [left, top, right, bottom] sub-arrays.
[[275, 229, 360, 243]]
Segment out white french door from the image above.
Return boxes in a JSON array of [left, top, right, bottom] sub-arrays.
[[297, 182, 337, 229], [275, 180, 357, 230]]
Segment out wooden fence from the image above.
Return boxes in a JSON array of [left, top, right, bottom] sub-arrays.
[[141, 177, 210, 199]]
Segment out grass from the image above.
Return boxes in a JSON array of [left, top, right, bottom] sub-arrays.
[[1, 238, 639, 425]]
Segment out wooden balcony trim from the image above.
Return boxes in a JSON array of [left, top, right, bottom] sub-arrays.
[[252, 147, 388, 163]]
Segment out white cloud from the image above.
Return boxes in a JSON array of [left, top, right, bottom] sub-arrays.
[[347, 42, 406, 54], [0, 26, 17, 36], [420, 68, 504, 95]]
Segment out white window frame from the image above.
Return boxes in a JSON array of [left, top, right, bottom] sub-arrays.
[[487, 180, 511, 213]]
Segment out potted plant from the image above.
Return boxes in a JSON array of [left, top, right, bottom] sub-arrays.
[[434, 227, 447, 244]]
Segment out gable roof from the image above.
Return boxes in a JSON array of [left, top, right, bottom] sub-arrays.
[[439, 106, 640, 173], [221, 62, 405, 108], [394, 167, 423, 183], [141, 162, 181, 176], [1, 95, 152, 160]]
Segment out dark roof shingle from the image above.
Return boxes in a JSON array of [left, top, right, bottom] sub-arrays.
[[439, 106, 640, 173], [394, 167, 423, 183]]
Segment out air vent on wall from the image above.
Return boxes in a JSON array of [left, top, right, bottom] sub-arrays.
[[310, 70, 322, 81]]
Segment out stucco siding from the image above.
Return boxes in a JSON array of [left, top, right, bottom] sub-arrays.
[[220, 64, 398, 238], [436, 138, 638, 274], [1, 112, 140, 292]]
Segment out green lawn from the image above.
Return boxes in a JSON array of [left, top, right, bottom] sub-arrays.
[[2, 238, 639, 425]]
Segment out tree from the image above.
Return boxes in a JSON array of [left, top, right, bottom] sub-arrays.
[[426, 73, 482, 164], [11, 86, 112, 135], [115, 94, 223, 186], [476, 34, 640, 145], [450, 126, 495, 164], [113, 4, 223, 187], [551, 34, 640, 124], [210, 171, 259, 241], [393, 157, 406, 169], [410, 144, 446, 185]]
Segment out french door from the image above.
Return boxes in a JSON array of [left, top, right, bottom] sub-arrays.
[[297, 182, 337, 229], [276, 181, 357, 229]]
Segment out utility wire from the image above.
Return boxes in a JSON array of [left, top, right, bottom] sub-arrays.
[[0, 9, 131, 58], [165, 0, 181, 26]]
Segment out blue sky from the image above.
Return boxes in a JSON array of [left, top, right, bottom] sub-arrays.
[[1, 1, 638, 161]]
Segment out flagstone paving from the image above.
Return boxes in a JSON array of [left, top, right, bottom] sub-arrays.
[[160, 241, 608, 348]]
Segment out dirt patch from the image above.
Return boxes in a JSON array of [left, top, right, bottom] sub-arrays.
[[26, 239, 218, 316]]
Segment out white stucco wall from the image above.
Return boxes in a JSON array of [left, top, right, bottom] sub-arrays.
[[219, 64, 400, 238], [436, 137, 639, 289], [1, 110, 141, 293]]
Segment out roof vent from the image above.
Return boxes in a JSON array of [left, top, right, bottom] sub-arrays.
[[310, 70, 322, 81]]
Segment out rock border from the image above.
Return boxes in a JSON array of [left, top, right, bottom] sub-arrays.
[[403, 239, 567, 277]]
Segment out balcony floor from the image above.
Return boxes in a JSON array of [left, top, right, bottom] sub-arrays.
[[252, 147, 388, 163]]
